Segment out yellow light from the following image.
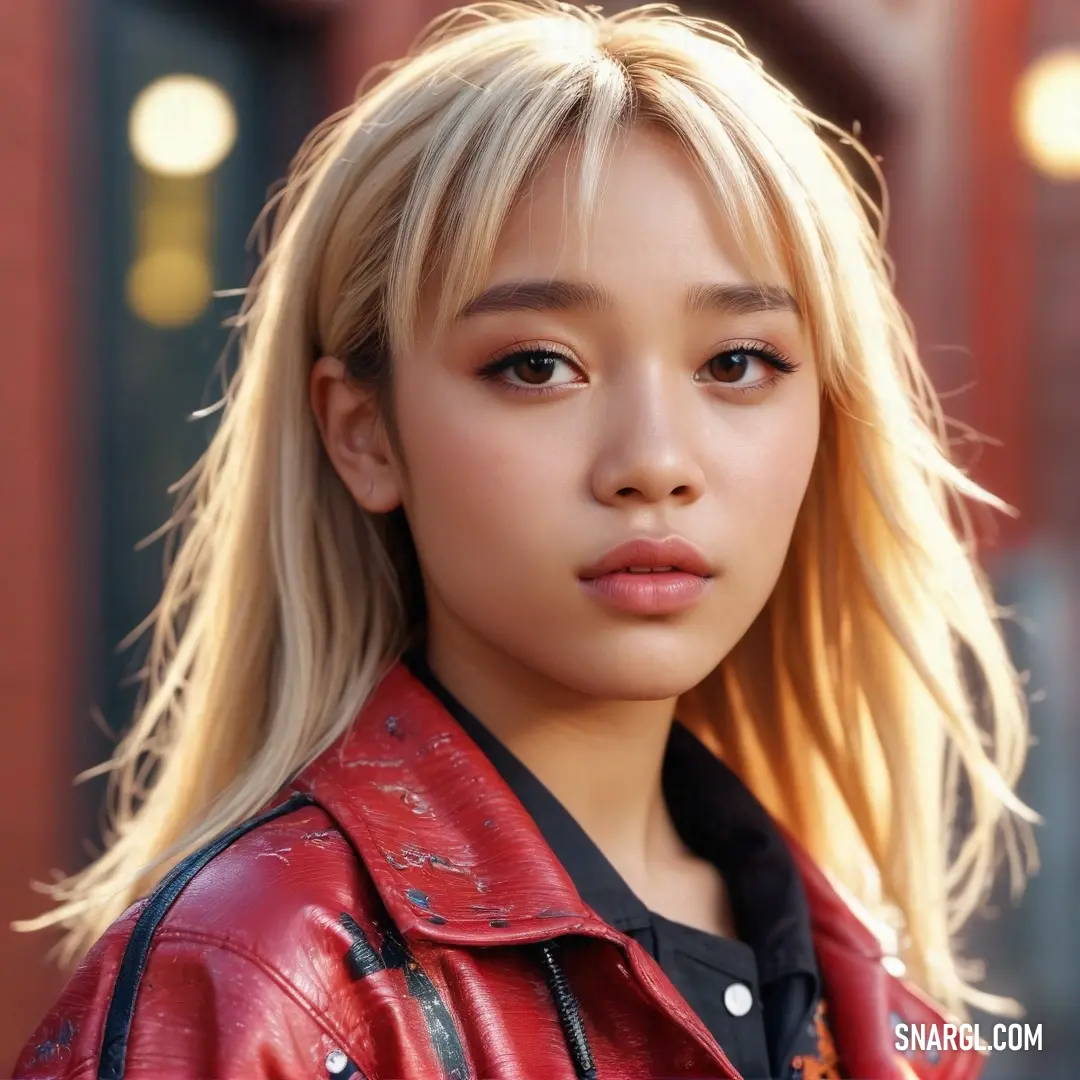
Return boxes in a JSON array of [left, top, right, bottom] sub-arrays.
[[128, 75, 237, 178], [126, 248, 212, 327], [1014, 48, 1080, 181]]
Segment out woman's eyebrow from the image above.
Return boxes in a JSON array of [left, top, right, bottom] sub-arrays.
[[456, 279, 800, 319]]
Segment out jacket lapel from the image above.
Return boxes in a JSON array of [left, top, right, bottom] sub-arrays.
[[293, 660, 606, 947]]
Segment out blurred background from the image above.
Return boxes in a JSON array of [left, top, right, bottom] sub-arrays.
[[1, 0, 1078, 1075]]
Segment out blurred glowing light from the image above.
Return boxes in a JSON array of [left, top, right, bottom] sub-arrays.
[[126, 249, 212, 327], [129, 75, 237, 177], [881, 955, 907, 978], [1014, 48, 1080, 181]]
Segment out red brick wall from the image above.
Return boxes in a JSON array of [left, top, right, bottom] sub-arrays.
[[0, 0, 76, 1067], [324, 0, 458, 109], [969, 0, 1035, 548]]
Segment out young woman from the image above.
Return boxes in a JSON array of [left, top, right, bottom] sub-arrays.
[[14, 3, 1035, 1078]]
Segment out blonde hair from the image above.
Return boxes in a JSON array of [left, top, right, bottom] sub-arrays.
[[20, 0, 1035, 1018]]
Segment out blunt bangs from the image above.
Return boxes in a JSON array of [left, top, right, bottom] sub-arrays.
[[379, 10, 866, 402]]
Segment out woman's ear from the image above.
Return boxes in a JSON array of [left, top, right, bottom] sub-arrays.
[[309, 356, 403, 513]]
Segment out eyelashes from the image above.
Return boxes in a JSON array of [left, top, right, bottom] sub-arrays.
[[476, 339, 800, 397], [695, 341, 799, 389]]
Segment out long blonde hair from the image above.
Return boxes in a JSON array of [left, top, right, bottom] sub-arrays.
[[20, 0, 1035, 1018]]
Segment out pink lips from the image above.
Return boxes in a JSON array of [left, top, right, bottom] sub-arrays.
[[578, 537, 715, 616]]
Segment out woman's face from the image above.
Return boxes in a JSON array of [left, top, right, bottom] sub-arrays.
[[320, 126, 821, 701]]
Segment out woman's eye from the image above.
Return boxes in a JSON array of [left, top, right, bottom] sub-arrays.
[[484, 349, 581, 389], [697, 347, 794, 389], [479, 344, 795, 394], [707, 351, 754, 383]]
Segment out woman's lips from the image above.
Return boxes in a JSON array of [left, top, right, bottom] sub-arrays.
[[578, 536, 714, 580], [579, 569, 712, 615], [577, 536, 715, 614]]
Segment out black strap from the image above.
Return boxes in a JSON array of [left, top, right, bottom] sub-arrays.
[[97, 792, 316, 1080]]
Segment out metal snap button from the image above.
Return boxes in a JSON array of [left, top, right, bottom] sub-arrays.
[[325, 1049, 349, 1074], [724, 981, 753, 1017]]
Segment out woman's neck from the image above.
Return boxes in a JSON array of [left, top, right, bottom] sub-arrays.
[[424, 625, 694, 883]]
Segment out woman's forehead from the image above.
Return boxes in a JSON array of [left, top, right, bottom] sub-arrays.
[[419, 127, 795, 332]]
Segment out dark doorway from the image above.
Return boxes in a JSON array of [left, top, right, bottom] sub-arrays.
[[77, 0, 323, 851]]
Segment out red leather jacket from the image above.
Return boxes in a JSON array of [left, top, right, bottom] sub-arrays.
[[15, 661, 983, 1080]]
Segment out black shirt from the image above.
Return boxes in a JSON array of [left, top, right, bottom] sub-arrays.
[[404, 650, 821, 1080]]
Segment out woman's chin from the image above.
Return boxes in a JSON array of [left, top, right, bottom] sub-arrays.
[[537, 636, 731, 703]]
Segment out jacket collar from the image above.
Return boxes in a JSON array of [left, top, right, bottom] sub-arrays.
[[295, 659, 881, 955], [402, 645, 820, 989], [293, 659, 978, 1080], [294, 660, 613, 948]]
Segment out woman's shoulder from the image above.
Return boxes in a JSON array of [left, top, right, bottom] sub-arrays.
[[155, 792, 370, 946], [13, 794, 379, 1079]]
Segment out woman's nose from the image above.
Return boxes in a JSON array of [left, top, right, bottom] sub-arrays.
[[589, 380, 707, 507]]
